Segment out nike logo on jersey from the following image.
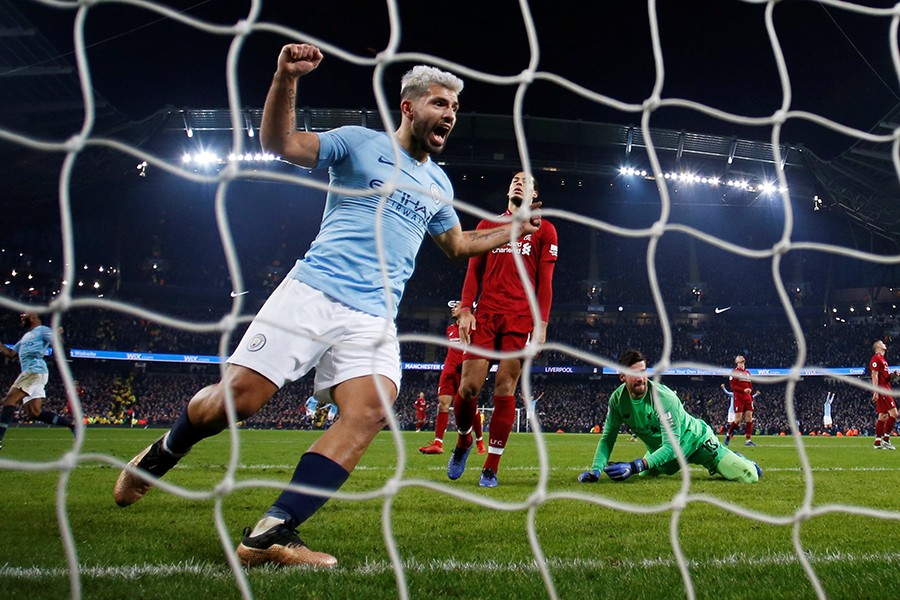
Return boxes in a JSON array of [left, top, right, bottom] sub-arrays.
[[377, 155, 420, 182], [230, 290, 249, 297], [714, 306, 732, 314]]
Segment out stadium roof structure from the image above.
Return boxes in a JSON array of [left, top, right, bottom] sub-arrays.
[[800, 103, 900, 245], [0, 0, 163, 200], [160, 106, 806, 177], [154, 106, 900, 247]]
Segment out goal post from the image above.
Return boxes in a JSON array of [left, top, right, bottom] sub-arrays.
[[478, 406, 526, 434]]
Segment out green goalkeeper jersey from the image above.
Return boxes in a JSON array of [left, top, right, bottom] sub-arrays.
[[591, 380, 714, 471]]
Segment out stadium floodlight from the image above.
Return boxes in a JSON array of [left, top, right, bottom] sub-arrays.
[[245, 112, 255, 138], [182, 111, 193, 138]]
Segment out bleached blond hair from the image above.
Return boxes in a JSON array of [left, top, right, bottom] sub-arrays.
[[400, 65, 464, 100]]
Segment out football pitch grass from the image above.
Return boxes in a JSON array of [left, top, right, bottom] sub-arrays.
[[1, 428, 898, 600]]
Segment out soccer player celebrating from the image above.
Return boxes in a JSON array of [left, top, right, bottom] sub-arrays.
[[304, 395, 318, 428], [419, 301, 485, 455], [113, 43, 541, 568], [578, 349, 760, 484], [870, 340, 898, 450], [447, 171, 558, 488], [414, 392, 427, 432], [0, 312, 75, 448], [725, 355, 756, 447]]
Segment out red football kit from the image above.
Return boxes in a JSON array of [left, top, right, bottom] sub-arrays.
[[438, 322, 464, 396], [460, 212, 557, 358], [871, 353, 896, 413], [729, 367, 754, 413], [414, 396, 427, 419]]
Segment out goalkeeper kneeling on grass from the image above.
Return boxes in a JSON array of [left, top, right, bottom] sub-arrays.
[[579, 349, 760, 484]]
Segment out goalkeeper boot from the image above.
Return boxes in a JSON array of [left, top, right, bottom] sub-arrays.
[[236, 517, 337, 568], [732, 452, 762, 480], [419, 442, 444, 455], [476, 439, 486, 454], [447, 443, 472, 480], [113, 435, 182, 507], [479, 467, 498, 488]]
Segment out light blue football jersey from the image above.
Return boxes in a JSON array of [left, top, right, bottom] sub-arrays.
[[13, 325, 52, 374], [291, 126, 459, 319]]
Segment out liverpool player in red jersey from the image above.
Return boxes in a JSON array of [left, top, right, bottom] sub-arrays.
[[447, 171, 558, 487], [724, 355, 756, 447], [870, 340, 898, 450], [413, 392, 427, 432], [419, 301, 485, 455]]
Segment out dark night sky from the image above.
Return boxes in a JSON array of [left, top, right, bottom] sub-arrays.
[[14, 0, 900, 159]]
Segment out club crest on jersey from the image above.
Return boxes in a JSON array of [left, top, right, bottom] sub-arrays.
[[430, 183, 442, 205], [247, 333, 266, 352]]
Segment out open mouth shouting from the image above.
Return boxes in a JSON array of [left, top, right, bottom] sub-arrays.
[[430, 122, 452, 150]]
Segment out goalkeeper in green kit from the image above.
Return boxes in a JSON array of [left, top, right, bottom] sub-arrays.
[[579, 349, 760, 484]]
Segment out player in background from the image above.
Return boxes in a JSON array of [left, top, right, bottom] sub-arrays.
[[578, 349, 760, 484], [323, 403, 339, 429], [719, 382, 760, 434], [304, 395, 318, 428], [448, 171, 557, 488], [522, 390, 545, 433], [725, 355, 756, 447], [823, 390, 835, 433], [113, 43, 541, 568], [869, 340, 898, 450], [419, 301, 485, 455], [414, 392, 427, 432], [0, 313, 75, 448]]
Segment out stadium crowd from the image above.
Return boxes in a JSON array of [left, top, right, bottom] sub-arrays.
[[0, 358, 887, 439]]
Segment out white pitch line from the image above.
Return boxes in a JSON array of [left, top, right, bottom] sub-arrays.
[[3, 550, 900, 580]]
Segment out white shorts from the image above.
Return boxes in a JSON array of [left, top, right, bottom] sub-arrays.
[[12, 371, 48, 404], [228, 278, 401, 403]]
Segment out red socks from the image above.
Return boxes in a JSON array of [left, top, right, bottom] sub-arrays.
[[483, 396, 516, 473], [433, 411, 450, 444], [453, 393, 477, 448]]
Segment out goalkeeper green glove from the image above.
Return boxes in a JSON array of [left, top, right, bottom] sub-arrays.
[[603, 458, 646, 481]]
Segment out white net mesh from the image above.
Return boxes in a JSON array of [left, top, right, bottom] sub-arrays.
[[2, 1, 900, 599]]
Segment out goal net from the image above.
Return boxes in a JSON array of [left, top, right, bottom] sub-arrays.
[[1, 1, 899, 599], [479, 406, 526, 434]]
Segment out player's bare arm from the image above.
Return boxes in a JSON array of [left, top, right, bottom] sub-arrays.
[[0, 344, 16, 359], [260, 43, 323, 167], [457, 310, 476, 345], [432, 203, 541, 259]]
